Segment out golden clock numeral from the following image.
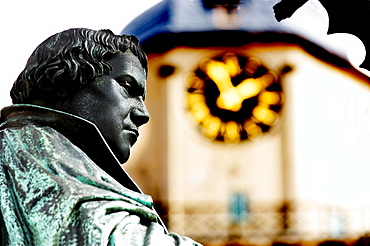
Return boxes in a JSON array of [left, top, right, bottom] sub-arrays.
[[193, 108, 209, 122], [252, 105, 278, 126], [188, 93, 205, 105], [245, 57, 261, 76], [201, 115, 222, 140], [222, 53, 241, 77], [243, 120, 263, 140], [187, 75, 205, 93], [191, 109, 208, 122], [224, 121, 241, 143], [260, 71, 277, 88], [259, 91, 282, 105], [188, 94, 210, 122]]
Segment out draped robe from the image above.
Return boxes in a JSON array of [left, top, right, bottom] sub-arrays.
[[0, 105, 199, 246]]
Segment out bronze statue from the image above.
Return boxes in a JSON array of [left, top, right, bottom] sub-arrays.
[[0, 28, 200, 246]]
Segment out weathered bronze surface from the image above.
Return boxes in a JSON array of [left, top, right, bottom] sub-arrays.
[[0, 28, 200, 245]]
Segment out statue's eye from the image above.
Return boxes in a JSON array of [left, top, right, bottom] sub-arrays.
[[115, 75, 145, 99], [121, 80, 130, 88], [117, 79, 132, 93]]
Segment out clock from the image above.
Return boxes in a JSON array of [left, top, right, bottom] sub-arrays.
[[186, 53, 284, 143]]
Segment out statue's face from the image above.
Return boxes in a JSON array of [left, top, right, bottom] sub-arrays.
[[65, 50, 149, 163]]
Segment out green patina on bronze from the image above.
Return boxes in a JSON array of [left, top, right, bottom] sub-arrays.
[[0, 28, 201, 245], [0, 105, 199, 245]]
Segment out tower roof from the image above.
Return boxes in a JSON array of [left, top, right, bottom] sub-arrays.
[[121, 0, 369, 80]]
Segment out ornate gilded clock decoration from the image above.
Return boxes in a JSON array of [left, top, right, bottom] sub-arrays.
[[186, 53, 284, 143]]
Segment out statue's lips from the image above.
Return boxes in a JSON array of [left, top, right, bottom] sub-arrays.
[[124, 129, 139, 145]]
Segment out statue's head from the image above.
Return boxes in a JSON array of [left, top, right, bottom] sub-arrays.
[[11, 28, 150, 164], [11, 28, 148, 105]]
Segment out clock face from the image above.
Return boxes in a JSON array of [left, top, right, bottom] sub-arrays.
[[186, 53, 284, 143]]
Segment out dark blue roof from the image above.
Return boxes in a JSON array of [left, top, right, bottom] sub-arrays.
[[120, 0, 369, 78], [123, 1, 171, 44], [122, 0, 288, 43]]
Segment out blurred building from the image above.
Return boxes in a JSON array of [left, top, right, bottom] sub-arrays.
[[121, 0, 370, 245]]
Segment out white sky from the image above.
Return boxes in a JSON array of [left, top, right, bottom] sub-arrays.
[[0, 0, 162, 109]]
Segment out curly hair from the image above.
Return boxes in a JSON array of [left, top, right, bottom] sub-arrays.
[[10, 28, 148, 104]]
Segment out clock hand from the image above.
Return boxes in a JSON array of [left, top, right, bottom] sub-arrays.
[[223, 53, 241, 78], [202, 59, 244, 111], [203, 59, 234, 93], [236, 72, 276, 100], [201, 60, 241, 111], [235, 78, 262, 100], [217, 72, 277, 111], [203, 58, 277, 112], [216, 89, 242, 111], [217, 80, 260, 112]]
